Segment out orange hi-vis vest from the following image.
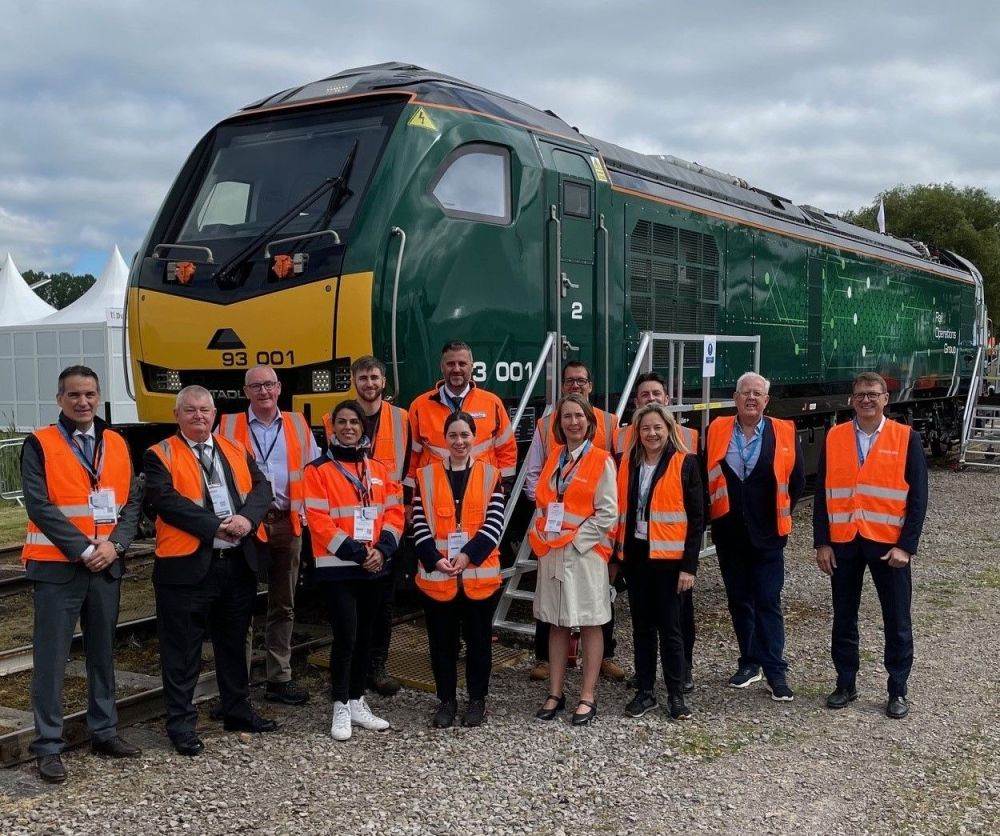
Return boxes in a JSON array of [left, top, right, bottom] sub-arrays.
[[304, 454, 404, 571], [147, 434, 267, 558], [529, 444, 614, 561], [824, 418, 910, 545], [219, 410, 314, 536], [323, 403, 408, 484], [414, 460, 502, 602], [22, 425, 133, 563], [405, 382, 516, 489], [706, 416, 796, 536], [613, 453, 689, 559], [615, 423, 699, 457], [536, 406, 618, 459]]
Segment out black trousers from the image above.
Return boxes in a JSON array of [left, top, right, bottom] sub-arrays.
[[623, 561, 685, 695], [830, 539, 913, 697], [155, 551, 257, 740], [424, 591, 499, 702], [680, 588, 695, 670], [322, 578, 381, 703]]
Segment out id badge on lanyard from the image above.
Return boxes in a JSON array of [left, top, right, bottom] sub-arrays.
[[353, 506, 377, 542], [89, 488, 118, 524], [447, 530, 469, 560], [545, 502, 565, 533], [208, 484, 234, 518], [635, 517, 648, 540]]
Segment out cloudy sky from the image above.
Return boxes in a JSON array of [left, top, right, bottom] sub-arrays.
[[2, 0, 998, 275]]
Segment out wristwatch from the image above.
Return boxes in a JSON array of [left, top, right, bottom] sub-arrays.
[[112, 542, 126, 557]]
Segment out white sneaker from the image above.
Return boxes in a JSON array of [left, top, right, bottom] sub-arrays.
[[349, 697, 389, 731], [330, 701, 352, 741]]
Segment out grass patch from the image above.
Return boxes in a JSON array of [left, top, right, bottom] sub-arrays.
[[0, 503, 27, 548], [676, 724, 754, 761], [975, 568, 1000, 589]]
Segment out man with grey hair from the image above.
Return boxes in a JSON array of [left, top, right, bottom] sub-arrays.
[[219, 366, 319, 706], [144, 385, 276, 756], [705, 372, 804, 700]]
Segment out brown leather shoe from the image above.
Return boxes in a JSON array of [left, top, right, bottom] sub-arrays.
[[528, 661, 549, 681], [92, 735, 142, 758], [37, 753, 67, 784], [600, 658, 626, 682]]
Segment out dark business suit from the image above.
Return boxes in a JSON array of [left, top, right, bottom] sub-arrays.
[[21, 414, 143, 755], [143, 434, 272, 740], [711, 418, 805, 681], [813, 426, 928, 698]]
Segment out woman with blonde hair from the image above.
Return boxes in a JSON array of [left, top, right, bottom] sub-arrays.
[[615, 402, 704, 720], [530, 394, 618, 726]]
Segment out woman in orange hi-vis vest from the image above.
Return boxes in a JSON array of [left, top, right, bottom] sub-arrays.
[[411, 411, 506, 729], [304, 401, 404, 743], [614, 403, 704, 722], [530, 394, 618, 726]]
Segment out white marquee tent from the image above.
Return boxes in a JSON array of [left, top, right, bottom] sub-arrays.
[[0, 247, 139, 431], [0, 253, 57, 326]]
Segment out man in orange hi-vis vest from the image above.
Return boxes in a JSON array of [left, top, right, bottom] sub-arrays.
[[706, 371, 804, 702], [21, 366, 144, 784], [144, 385, 276, 756], [219, 365, 320, 708], [814, 372, 927, 720]]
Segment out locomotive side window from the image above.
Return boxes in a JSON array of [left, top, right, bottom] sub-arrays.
[[562, 181, 591, 218], [430, 144, 511, 224]]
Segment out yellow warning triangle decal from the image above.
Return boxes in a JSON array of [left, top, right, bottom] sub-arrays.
[[407, 107, 438, 131]]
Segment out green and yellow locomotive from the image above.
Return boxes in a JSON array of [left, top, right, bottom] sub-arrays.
[[126, 62, 986, 455]]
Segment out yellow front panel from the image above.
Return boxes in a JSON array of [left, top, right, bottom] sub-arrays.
[[130, 272, 373, 424]]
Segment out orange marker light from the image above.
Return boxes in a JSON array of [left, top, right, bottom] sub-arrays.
[[272, 254, 294, 279]]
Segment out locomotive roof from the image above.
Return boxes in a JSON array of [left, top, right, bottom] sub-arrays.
[[244, 62, 970, 279]]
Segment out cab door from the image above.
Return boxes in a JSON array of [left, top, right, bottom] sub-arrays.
[[540, 143, 601, 382]]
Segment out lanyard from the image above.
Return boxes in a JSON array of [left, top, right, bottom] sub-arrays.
[[445, 460, 471, 528], [329, 452, 372, 506], [556, 441, 590, 501], [636, 459, 658, 520], [250, 415, 282, 466], [57, 423, 102, 488], [733, 421, 762, 479]]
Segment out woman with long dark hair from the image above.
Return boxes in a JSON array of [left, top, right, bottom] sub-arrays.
[[304, 400, 404, 741]]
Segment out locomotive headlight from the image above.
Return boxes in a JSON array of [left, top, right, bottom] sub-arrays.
[[151, 368, 183, 393], [312, 369, 332, 393]]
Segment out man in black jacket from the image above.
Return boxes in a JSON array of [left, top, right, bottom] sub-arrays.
[[706, 372, 805, 701], [143, 385, 276, 756]]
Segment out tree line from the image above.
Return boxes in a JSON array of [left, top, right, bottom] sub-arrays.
[[23, 271, 96, 310]]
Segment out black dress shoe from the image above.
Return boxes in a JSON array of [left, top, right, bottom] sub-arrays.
[[682, 668, 695, 694], [37, 753, 67, 784], [886, 695, 909, 719], [535, 693, 565, 721], [572, 699, 597, 726], [171, 735, 204, 757], [826, 686, 859, 709], [92, 735, 142, 758], [367, 662, 402, 697], [432, 700, 458, 729], [462, 699, 486, 727], [223, 711, 278, 733]]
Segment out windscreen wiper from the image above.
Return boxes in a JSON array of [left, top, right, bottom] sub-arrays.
[[214, 145, 357, 289], [315, 140, 358, 231]]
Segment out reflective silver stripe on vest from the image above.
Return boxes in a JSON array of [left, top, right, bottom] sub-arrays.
[[857, 484, 909, 501], [648, 540, 685, 552], [826, 488, 854, 500], [778, 508, 791, 518], [829, 513, 854, 523], [305, 497, 331, 511], [648, 511, 687, 523], [287, 413, 313, 470], [56, 504, 94, 517], [562, 511, 588, 526], [710, 486, 728, 504], [327, 531, 348, 553], [776, 484, 789, 495], [464, 566, 500, 580], [389, 405, 407, 482], [427, 443, 450, 459], [382, 523, 402, 541], [708, 465, 723, 481], [470, 439, 493, 457], [156, 439, 206, 507], [855, 509, 906, 526], [384, 494, 401, 507], [494, 425, 514, 447], [418, 566, 452, 582], [315, 554, 362, 568]]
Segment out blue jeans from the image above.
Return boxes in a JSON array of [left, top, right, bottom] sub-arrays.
[[716, 543, 788, 681]]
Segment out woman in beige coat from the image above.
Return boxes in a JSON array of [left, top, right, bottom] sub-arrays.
[[529, 394, 618, 725]]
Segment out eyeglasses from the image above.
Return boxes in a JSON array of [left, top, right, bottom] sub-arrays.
[[246, 381, 278, 392], [851, 391, 885, 401], [563, 377, 591, 386], [737, 390, 767, 398]]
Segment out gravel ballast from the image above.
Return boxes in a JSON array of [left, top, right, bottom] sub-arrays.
[[1, 467, 998, 835]]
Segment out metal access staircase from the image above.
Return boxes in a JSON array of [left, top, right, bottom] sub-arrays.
[[960, 346, 1000, 469]]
